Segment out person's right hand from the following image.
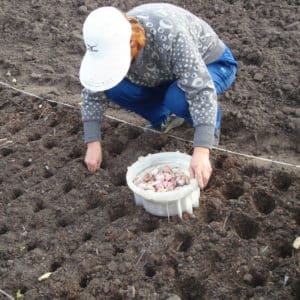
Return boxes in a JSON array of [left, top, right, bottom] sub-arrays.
[[84, 141, 102, 172]]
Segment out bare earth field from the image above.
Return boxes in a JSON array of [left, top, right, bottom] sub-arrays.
[[0, 0, 299, 299]]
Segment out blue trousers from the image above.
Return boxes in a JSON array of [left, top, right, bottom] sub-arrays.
[[105, 47, 237, 129]]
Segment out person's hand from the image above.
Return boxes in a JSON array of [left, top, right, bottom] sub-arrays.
[[189, 147, 212, 189], [85, 141, 102, 172]]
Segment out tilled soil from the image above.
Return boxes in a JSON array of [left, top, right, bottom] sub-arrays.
[[0, 0, 300, 299], [0, 89, 299, 299], [0, 0, 299, 164]]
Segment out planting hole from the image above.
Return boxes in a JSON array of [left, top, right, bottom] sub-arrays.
[[49, 102, 57, 107], [292, 279, 300, 299], [85, 191, 101, 210], [203, 199, 221, 223], [253, 190, 276, 214], [17, 286, 28, 296], [22, 160, 32, 167], [0, 148, 13, 157], [68, 147, 82, 159], [49, 119, 59, 127], [277, 241, 293, 258], [80, 274, 90, 288], [0, 224, 9, 235], [33, 114, 40, 120], [44, 139, 57, 149], [294, 208, 300, 225], [28, 133, 41, 142], [12, 188, 24, 199], [175, 232, 193, 252], [57, 217, 73, 228], [63, 181, 73, 193], [43, 169, 54, 179], [115, 176, 126, 186], [272, 171, 292, 191], [50, 260, 63, 272], [180, 277, 206, 300], [27, 241, 37, 251], [249, 269, 267, 287], [106, 139, 126, 156], [83, 232, 92, 242], [214, 154, 228, 169], [113, 245, 125, 256], [69, 124, 80, 135], [148, 134, 169, 150], [108, 205, 128, 222], [60, 291, 68, 298], [141, 218, 159, 233], [243, 164, 265, 177], [34, 199, 45, 212], [109, 171, 127, 186], [9, 126, 21, 134], [144, 263, 156, 277], [224, 182, 244, 199], [126, 127, 142, 139], [233, 214, 259, 240]]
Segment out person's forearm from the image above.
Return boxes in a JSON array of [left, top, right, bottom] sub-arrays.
[[193, 125, 215, 148], [83, 120, 101, 143], [81, 88, 109, 144]]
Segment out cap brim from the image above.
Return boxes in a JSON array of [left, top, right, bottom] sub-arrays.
[[80, 44, 131, 92]]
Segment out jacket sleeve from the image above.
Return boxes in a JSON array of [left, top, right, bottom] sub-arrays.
[[171, 33, 217, 148], [81, 88, 109, 143]]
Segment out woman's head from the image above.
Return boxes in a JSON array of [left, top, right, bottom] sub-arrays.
[[80, 7, 132, 92], [79, 8, 147, 92]]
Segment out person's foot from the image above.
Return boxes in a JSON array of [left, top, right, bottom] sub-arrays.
[[162, 115, 185, 133], [144, 115, 185, 133]]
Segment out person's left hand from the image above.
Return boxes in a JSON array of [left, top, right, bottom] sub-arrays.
[[189, 147, 212, 189]]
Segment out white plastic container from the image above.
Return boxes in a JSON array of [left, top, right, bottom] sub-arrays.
[[126, 152, 200, 218]]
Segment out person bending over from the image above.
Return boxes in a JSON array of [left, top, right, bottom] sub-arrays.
[[79, 3, 237, 189]]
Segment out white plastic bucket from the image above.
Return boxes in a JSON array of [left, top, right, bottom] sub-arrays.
[[126, 152, 200, 218]]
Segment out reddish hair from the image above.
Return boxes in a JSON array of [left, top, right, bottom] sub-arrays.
[[126, 16, 146, 59]]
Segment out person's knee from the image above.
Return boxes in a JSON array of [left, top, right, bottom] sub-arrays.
[[105, 82, 124, 100], [223, 64, 237, 92], [105, 88, 116, 100], [106, 79, 150, 101]]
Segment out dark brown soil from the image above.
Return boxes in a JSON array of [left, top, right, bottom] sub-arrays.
[[0, 88, 299, 299], [0, 0, 299, 299], [0, 0, 299, 165]]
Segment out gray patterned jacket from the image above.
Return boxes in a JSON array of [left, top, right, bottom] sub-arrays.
[[81, 3, 226, 148]]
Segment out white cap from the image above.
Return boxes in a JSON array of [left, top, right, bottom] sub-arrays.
[[79, 7, 132, 92]]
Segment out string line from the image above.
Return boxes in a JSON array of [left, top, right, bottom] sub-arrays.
[[0, 81, 298, 169]]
